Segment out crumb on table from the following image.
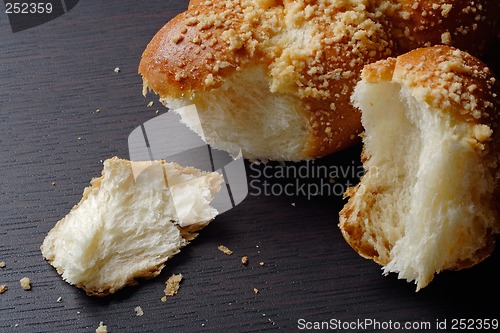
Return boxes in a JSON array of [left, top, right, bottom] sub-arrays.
[[218, 245, 233, 255], [134, 306, 144, 317], [20, 277, 31, 291], [241, 256, 249, 265], [0, 261, 5, 268], [96, 321, 107, 333], [0, 284, 7, 294], [162, 273, 183, 302]]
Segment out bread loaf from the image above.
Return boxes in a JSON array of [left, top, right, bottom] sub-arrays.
[[139, 0, 498, 161], [339, 45, 500, 290], [41, 157, 222, 296]]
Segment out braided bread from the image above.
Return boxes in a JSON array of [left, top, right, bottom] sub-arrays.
[[139, 0, 498, 161]]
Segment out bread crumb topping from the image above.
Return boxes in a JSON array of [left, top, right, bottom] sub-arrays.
[[391, 46, 498, 122]]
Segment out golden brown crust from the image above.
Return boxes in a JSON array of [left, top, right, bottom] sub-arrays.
[[340, 185, 386, 263], [386, 0, 499, 56], [392, 46, 499, 125]]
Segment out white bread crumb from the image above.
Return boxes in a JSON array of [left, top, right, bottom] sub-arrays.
[[20, 277, 31, 291], [134, 306, 144, 317], [96, 321, 107, 333]]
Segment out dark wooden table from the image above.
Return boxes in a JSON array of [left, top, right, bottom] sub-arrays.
[[1, 1, 499, 332]]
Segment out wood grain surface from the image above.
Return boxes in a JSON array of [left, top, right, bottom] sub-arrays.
[[1, 1, 499, 332]]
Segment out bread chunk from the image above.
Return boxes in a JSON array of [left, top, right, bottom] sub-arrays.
[[340, 46, 500, 290], [41, 157, 222, 296]]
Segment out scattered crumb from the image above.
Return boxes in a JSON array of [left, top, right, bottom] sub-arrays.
[[0, 261, 5, 268], [259, 262, 265, 266], [114, 67, 120, 73], [155, 110, 159, 114], [20, 277, 31, 291], [96, 321, 108, 333], [96, 108, 101, 113], [291, 202, 296, 207], [51, 181, 56, 187], [147, 101, 154, 107], [0, 284, 7, 294], [56, 296, 62, 303], [253, 287, 259, 294], [77, 137, 82, 141], [218, 245, 233, 255], [241, 256, 249, 265], [162, 273, 183, 302], [134, 306, 144, 317]]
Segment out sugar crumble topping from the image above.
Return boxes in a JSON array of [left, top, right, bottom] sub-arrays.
[[393, 47, 499, 124]]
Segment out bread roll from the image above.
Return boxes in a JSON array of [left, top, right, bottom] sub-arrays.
[[139, 0, 498, 161], [339, 45, 500, 290], [41, 157, 222, 296]]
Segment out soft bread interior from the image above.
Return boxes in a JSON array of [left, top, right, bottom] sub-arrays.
[[41, 157, 222, 296], [164, 66, 310, 161], [347, 81, 497, 290]]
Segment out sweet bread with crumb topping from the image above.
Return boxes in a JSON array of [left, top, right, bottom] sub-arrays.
[[139, 0, 498, 161], [339, 45, 500, 290]]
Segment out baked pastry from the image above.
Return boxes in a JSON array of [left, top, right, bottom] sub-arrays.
[[139, 0, 396, 161], [139, 0, 498, 161], [41, 157, 222, 296], [339, 45, 500, 290]]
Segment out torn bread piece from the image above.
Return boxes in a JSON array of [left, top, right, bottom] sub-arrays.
[[340, 45, 500, 290], [41, 157, 222, 296]]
